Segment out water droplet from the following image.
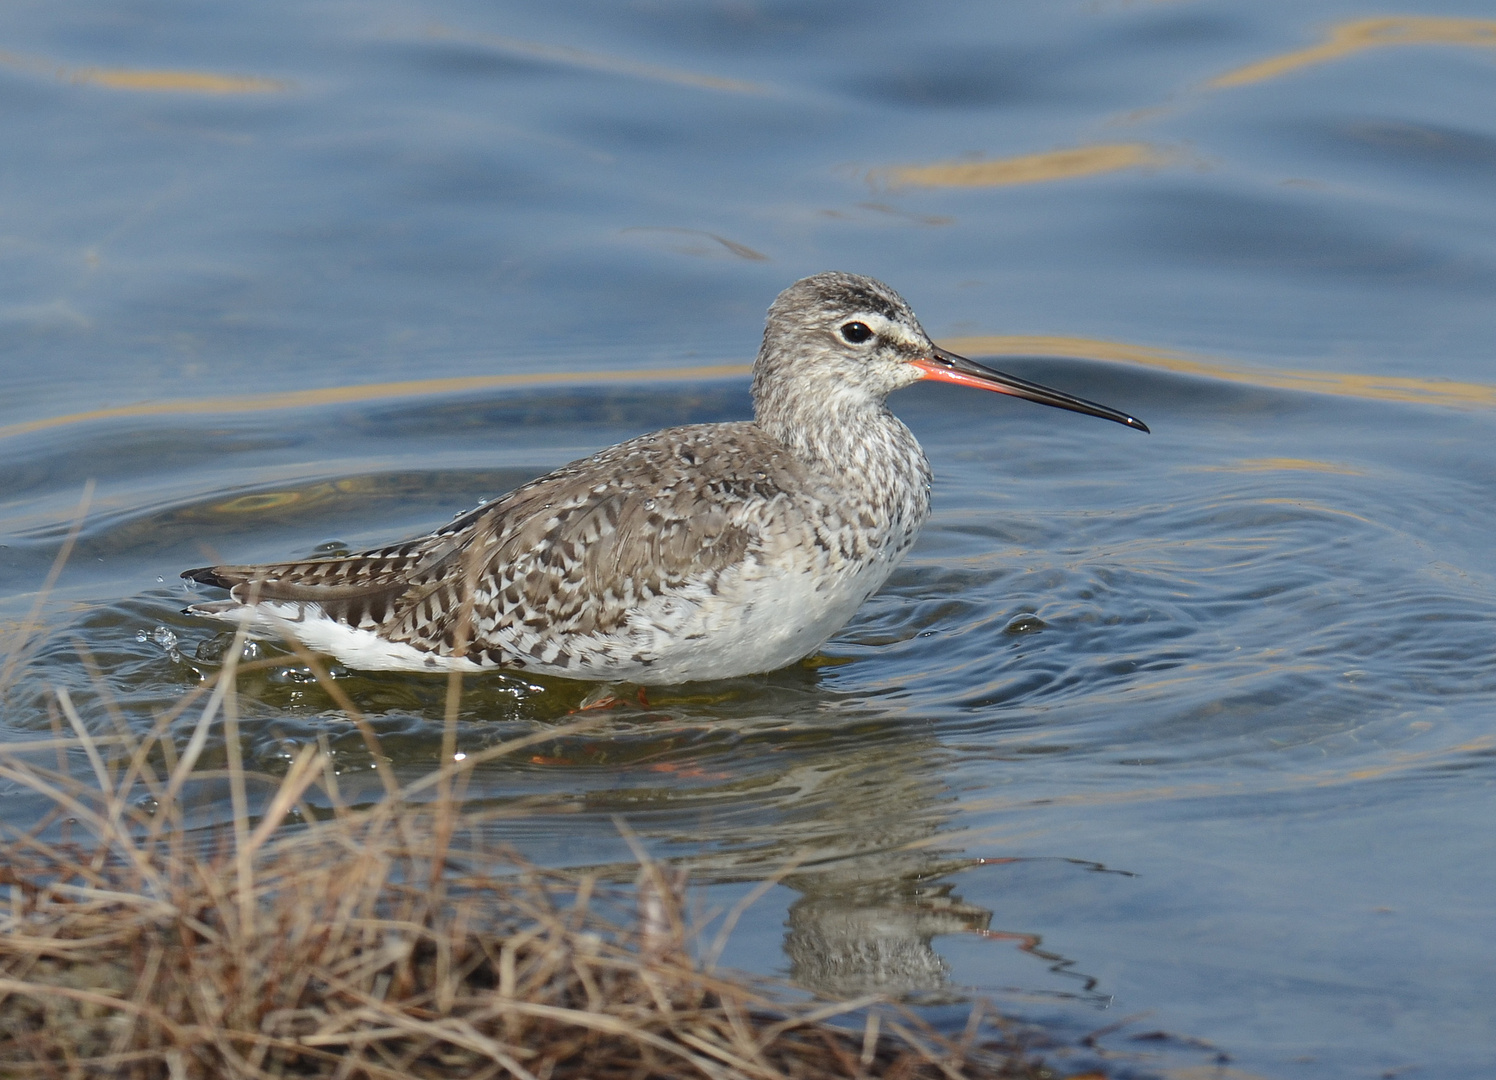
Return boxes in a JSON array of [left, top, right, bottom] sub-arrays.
[[644, 498, 657, 510], [273, 666, 319, 685], [1003, 614, 1047, 636], [151, 626, 179, 651], [156, 576, 164, 583], [135, 629, 149, 643]]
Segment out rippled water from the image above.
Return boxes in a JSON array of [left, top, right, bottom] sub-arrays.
[[5, 3, 1496, 1077]]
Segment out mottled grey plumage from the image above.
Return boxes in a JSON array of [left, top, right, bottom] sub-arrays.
[[183, 272, 1146, 683]]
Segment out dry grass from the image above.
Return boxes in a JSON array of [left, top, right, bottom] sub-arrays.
[[0, 638, 1080, 1080]]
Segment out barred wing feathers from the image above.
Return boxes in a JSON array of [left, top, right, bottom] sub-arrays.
[[182, 424, 817, 667]]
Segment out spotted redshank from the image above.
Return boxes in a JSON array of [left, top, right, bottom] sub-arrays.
[[183, 272, 1146, 683]]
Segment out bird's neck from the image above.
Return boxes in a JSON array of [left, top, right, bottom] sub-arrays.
[[753, 377, 932, 506]]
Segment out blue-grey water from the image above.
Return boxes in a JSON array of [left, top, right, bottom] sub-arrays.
[[4, 2, 1496, 1077]]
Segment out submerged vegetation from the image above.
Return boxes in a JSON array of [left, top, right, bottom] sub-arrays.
[[0, 597, 1094, 1079]]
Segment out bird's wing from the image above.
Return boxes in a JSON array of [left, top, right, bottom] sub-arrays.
[[379, 423, 814, 652], [181, 534, 462, 629]]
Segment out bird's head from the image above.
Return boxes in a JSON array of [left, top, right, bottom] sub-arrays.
[[753, 271, 1148, 433]]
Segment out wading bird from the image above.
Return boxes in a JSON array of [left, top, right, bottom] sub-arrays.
[[184, 272, 1147, 683]]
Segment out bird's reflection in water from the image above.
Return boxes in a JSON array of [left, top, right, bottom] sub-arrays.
[[613, 703, 1113, 1007], [775, 833, 1111, 1006], [784, 877, 991, 1002]]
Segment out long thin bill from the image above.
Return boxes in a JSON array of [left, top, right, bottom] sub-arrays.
[[912, 346, 1149, 433]]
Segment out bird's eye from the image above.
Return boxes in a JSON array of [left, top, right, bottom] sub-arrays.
[[840, 321, 873, 344]]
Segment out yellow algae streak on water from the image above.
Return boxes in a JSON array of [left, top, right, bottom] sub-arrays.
[[6, 334, 1496, 444], [71, 69, 285, 93], [1195, 458, 1366, 476], [213, 491, 307, 514], [5, 333, 1495, 444], [940, 334, 1496, 410], [1211, 16, 1496, 88], [1253, 497, 1374, 524], [0, 364, 754, 443], [880, 143, 1170, 188], [0, 49, 286, 93]]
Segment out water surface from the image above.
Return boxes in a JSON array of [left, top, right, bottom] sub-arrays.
[[4, 3, 1496, 1077]]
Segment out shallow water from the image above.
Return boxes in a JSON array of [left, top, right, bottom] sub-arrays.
[[4, 2, 1496, 1077]]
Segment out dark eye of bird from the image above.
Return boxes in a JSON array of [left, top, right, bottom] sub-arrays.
[[840, 321, 873, 344]]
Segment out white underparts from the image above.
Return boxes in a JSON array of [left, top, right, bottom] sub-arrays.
[[193, 601, 484, 672]]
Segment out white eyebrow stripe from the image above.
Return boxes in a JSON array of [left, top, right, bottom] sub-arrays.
[[855, 313, 925, 350]]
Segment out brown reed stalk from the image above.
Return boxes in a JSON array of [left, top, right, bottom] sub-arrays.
[[0, 479, 94, 695], [1, 755, 1065, 1079]]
